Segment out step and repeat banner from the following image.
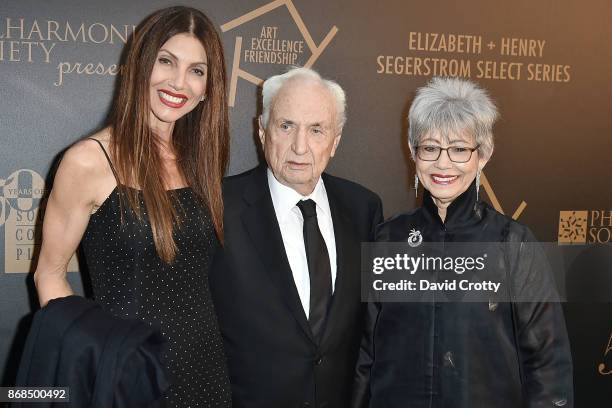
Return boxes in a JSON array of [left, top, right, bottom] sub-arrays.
[[1, 0, 610, 405]]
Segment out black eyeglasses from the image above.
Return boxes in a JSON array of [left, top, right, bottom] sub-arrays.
[[415, 145, 480, 163]]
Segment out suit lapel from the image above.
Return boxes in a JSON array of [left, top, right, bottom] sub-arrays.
[[241, 166, 315, 344], [320, 176, 359, 348]]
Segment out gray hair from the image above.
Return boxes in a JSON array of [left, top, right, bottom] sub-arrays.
[[408, 77, 499, 160], [261, 67, 346, 130]]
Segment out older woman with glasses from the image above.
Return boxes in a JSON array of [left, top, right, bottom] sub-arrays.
[[352, 77, 573, 408]]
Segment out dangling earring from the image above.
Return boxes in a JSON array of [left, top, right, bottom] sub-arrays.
[[475, 169, 481, 201], [414, 174, 419, 198]]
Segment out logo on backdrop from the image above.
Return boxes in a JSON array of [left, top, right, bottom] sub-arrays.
[[0, 17, 134, 86], [558, 210, 612, 244], [0, 169, 77, 273], [1, 169, 45, 273], [221, 0, 338, 106]]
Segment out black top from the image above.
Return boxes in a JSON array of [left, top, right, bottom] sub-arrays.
[[81, 140, 231, 407], [353, 180, 573, 408]]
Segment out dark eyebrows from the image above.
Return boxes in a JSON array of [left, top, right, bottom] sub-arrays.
[[158, 48, 208, 66]]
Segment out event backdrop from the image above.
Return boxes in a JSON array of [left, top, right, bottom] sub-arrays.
[[1, 0, 611, 405]]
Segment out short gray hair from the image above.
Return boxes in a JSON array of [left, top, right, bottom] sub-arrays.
[[261, 67, 346, 129], [408, 77, 499, 160]]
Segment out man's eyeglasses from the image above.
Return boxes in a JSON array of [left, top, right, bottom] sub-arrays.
[[415, 145, 480, 163]]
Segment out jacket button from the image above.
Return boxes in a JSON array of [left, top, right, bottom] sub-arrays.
[[315, 357, 324, 365]]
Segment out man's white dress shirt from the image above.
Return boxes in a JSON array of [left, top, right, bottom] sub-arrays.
[[267, 169, 337, 317]]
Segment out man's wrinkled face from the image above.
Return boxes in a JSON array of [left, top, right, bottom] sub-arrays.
[[260, 79, 341, 195]]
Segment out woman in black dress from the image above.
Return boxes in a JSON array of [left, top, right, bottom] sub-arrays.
[[33, 7, 231, 407], [353, 77, 573, 408]]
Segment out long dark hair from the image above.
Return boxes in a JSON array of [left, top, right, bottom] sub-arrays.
[[109, 6, 229, 262]]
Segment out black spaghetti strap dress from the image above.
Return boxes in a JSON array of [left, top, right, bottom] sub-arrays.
[[80, 139, 231, 407]]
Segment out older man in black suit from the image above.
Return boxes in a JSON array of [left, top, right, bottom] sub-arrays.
[[210, 67, 382, 408]]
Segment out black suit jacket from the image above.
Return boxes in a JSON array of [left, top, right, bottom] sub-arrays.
[[210, 165, 383, 408]]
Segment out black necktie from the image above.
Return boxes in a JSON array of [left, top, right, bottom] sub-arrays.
[[296, 199, 332, 342]]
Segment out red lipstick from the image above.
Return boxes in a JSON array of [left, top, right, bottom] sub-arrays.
[[160, 89, 187, 98], [158, 89, 188, 108]]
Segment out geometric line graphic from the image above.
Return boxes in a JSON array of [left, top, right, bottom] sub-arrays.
[[221, 0, 338, 106], [480, 171, 527, 220]]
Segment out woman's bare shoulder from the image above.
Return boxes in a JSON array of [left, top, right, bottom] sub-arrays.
[[60, 129, 112, 176], [54, 128, 116, 196]]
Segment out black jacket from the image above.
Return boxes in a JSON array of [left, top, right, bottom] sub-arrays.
[[210, 166, 383, 408], [15, 296, 168, 408], [352, 181, 573, 408]]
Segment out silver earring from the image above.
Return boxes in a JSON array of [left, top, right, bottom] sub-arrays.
[[414, 174, 419, 198], [475, 169, 481, 201], [200, 95, 206, 102]]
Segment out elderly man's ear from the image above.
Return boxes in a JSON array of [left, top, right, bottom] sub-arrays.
[[330, 132, 342, 158]]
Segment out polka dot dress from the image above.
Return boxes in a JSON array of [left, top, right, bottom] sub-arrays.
[[81, 186, 232, 407]]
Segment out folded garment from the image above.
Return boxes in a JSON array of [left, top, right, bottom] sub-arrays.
[[14, 296, 169, 407]]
